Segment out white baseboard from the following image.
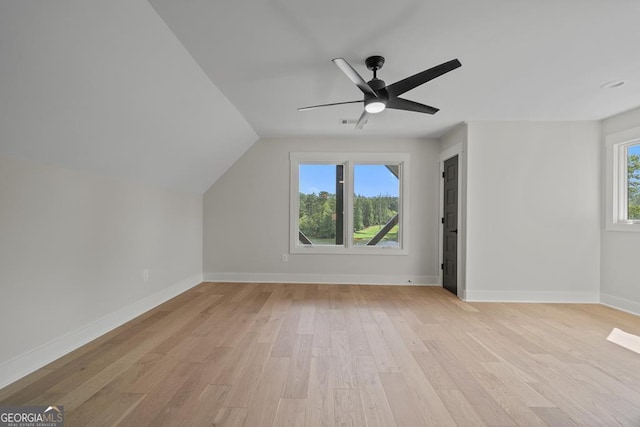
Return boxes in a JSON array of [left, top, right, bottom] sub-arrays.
[[600, 293, 640, 316], [0, 274, 203, 390], [463, 290, 600, 303], [203, 272, 438, 286]]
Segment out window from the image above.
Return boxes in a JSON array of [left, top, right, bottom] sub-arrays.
[[298, 164, 344, 246], [353, 164, 400, 247], [605, 128, 640, 231], [290, 152, 409, 254]]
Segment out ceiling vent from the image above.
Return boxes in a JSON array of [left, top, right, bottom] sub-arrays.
[[340, 119, 357, 125]]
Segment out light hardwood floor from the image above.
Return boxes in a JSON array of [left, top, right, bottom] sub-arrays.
[[2, 283, 640, 426]]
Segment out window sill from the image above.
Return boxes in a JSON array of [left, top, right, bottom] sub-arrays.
[[291, 245, 408, 255]]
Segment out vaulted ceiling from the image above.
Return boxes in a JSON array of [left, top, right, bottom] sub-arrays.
[[2, 0, 640, 193], [150, 0, 640, 137]]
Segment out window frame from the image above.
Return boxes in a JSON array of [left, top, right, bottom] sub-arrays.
[[290, 152, 410, 255], [605, 127, 640, 232]]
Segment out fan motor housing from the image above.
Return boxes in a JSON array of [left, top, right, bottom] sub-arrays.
[[368, 78, 386, 92], [367, 78, 388, 102]]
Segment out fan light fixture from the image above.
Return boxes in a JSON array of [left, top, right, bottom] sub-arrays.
[[365, 99, 386, 113]]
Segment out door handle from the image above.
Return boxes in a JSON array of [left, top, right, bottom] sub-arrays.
[[449, 229, 458, 234]]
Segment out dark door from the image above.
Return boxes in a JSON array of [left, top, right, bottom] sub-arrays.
[[442, 156, 458, 295]]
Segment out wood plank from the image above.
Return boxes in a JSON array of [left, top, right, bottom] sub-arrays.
[[65, 390, 143, 427], [244, 290, 273, 314], [353, 356, 397, 427], [343, 293, 372, 356], [184, 385, 231, 427], [145, 362, 217, 426], [378, 373, 427, 427], [271, 305, 303, 357], [387, 311, 429, 352], [297, 303, 316, 335], [312, 305, 332, 348], [530, 407, 579, 427], [411, 350, 457, 391], [469, 370, 548, 426], [425, 340, 516, 425], [273, 398, 306, 427], [213, 407, 248, 427], [223, 343, 271, 407], [0, 368, 54, 402], [258, 310, 287, 344], [334, 388, 366, 427], [436, 389, 486, 427], [242, 357, 290, 427], [117, 362, 200, 426], [331, 330, 358, 389], [361, 320, 400, 373], [282, 334, 313, 399], [480, 361, 553, 407], [372, 310, 456, 426], [210, 330, 261, 385], [305, 347, 334, 427]]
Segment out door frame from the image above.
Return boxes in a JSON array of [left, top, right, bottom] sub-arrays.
[[438, 143, 465, 299]]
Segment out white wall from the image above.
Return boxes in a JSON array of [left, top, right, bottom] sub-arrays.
[[464, 122, 601, 302], [0, 154, 203, 387], [601, 106, 640, 314], [440, 124, 468, 153], [203, 137, 441, 285]]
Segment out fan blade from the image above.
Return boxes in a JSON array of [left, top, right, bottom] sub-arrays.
[[386, 97, 439, 114], [298, 100, 362, 111], [355, 110, 370, 129], [387, 59, 461, 97], [332, 58, 377, 97]]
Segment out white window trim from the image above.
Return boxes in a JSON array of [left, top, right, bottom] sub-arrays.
[[605, 127, 640, 232], [290, 152, 410, 255]]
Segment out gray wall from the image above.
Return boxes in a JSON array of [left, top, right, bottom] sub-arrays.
[[203, 137, 441, 285], [0, 154, 203, 386], [601, 106, 640, 313], [463, 122, 602, 301]]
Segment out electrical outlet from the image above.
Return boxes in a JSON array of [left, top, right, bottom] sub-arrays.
[[143, 269, 149, 281], [281, 254, 288, 262]]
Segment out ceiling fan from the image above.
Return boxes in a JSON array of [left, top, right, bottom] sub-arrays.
[[299, 56, 462, 129]]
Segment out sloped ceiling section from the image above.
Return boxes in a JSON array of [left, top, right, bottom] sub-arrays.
[[0, 0, 258, 194]]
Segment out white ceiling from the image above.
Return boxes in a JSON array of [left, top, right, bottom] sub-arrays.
[[2, 1, 640, 194], [149, 0, 640, 138]]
